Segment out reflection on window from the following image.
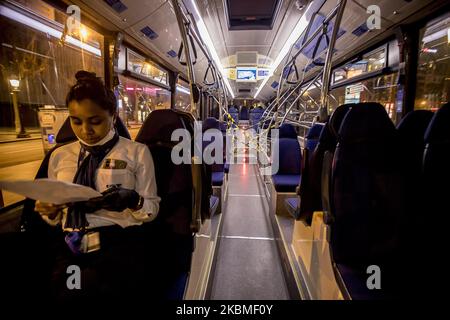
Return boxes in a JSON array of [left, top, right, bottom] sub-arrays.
[[175, 80, 191, 112], [116, 75, 170, 124], [415, 12, 450, 111], [127, 49, 168, 85], [332, 46, 386, 85], [302, 83, 321, 112], [330, 73, 399, 123], [0, 0, 104, 130]]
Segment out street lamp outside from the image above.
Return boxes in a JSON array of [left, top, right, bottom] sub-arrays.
[[9, 78, 30, 138]]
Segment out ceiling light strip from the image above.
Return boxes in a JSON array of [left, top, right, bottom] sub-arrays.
[[189, 0, 235, 98], [0, 5, 101, 56], [254, 2, 315, 99]]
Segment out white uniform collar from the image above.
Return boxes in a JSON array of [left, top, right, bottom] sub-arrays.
[[77, 127, 116, 147]]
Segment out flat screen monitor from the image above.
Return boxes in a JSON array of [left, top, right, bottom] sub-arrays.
[[236, 68, 257, 82]]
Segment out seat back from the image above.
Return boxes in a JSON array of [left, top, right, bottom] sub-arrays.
[[331, 103, 405, 267], [397, 110, 433, 163], [239, 106, 249, 120], [298, 105, 351, 223], [278, 123, 298, 139], [276, 138, 302, 175], [228, 106, 238, 113], [135, 109, 206, 236], [423, 103, 450, 226], [418, 103, 450, 293], [294, 123, 324, 222], [203, 117, 219, 132], [249, 108, 263, 126], [202, 117, 224, 173], [397, 110, 433, 216], [304, 123, 325, 157], [423, 103, 450, 224], [227, 106, 239, 126], [219, 121, 228, 134]]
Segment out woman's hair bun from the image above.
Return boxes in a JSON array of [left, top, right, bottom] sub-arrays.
[[67, 70, 117, 115], [75, 70, 99, 83]]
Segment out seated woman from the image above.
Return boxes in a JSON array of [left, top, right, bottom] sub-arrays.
[[34, 70, 160, 301]]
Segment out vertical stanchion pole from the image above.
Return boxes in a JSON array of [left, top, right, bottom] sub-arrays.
[[319, 0, 347, 121], [171, 0, 198, 118]]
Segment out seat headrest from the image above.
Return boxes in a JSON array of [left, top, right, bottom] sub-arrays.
[[338, 103, 396, 143], [329, 104, 353, 138], [424, 103, 450, 144], [397, 110, 434, 142], [135, 109, 190, 145], [219, 121, 227, 133], [56, 116, 130, 143], [55, 117, 77, 144], [203, 117, 220, 132], [279, 123, 298, 139], [115, 116, 132, 139], [228, 107, 238, 113], [316, 122, 335, 151], [306, 123, 325, 140]]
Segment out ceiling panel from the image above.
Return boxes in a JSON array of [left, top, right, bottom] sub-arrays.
[[126, 2, 181, 62], [258, 0, 439, 102], [80, 0, 167, 29], [73, 0, 444, 102]]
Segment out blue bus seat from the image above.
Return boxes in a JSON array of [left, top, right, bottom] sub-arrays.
[[239, 106, 249, 120], [284, 197, 299, 218], [298, 105, 351, 224], [278, 123, 298, 139], [331, 102, 406, 299], [285, 123, 325, 220], [272, 138, 302, 192], [135, 109, 207, 299], [210, 195, 219, 216]]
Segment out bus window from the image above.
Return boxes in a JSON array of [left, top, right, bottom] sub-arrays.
[[175, 79, 191, 112], [0, 1, 104, 129], [330, 73, 399, 123], [415, 12, 450, 112], [117, 75, 170, 124]]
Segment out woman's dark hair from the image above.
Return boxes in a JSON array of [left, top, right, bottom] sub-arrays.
[[66, 70, 117, 115]]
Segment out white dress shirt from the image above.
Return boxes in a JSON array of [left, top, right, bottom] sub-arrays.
[[42, 131, 160, 229]]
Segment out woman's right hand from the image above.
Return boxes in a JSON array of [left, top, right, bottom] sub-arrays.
[[35, 200, 66, 219]]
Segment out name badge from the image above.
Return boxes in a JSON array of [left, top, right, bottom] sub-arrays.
[[81, 231, 101, 253], [102, 159, 128, 170]]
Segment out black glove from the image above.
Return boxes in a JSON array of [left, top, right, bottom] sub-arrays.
[[70, 196, 104, 213], [98, 186, 141, 212]]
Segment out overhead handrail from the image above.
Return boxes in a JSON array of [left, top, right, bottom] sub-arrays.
[[283, 3, 340, 71], [285, 60, 301, 85], [274, 2, 341, 108], [203, 61, 217, 86], [179, 2, 231, 119], [280, 72, 323, 125], [172, 0, 232, 119], [311, 23, 330, 66], [273, 0, 347, 126], [177, 29, 198, 66]]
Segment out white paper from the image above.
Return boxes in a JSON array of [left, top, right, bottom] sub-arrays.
[[0, 179, 102, 205]]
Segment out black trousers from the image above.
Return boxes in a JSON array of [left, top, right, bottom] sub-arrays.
[[50, 225, 194, 303], [50, 225, 158, 303]]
